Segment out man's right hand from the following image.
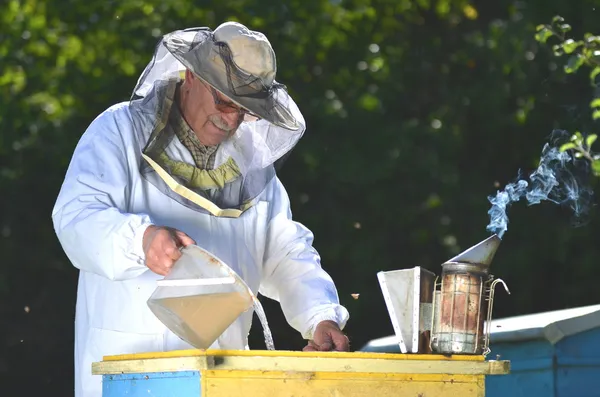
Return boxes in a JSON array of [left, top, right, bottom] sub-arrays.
[[142, 225, 196, 276]]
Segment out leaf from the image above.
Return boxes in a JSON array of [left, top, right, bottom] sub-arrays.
[[593, 110, 600, 120], [591, 67, 600, 84], [562, 39, 582, 54], [591, 98, 600, 108], [564, 54, 585, 74], [571, 131, 584, 145], [435, 0, 451, 16], [593, 160, 600, 176], [559, 24, 572, 33], [552, 44, 564, 57], [552, 15, 565, 24], [586, 134, 597, 148], [559, 142, 577, 151], [586, 35, 600, 44], [535, 27, 554, 44], [462, 4, 478, 20], [358, 93, 380, 111]]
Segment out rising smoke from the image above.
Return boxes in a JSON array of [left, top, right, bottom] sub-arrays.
[[486, 130, 595, 239]]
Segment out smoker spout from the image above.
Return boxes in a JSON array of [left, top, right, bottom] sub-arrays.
[[444, 234, 501, 268]]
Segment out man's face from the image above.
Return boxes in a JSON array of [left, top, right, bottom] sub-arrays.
[[179, 69, 245, 146]]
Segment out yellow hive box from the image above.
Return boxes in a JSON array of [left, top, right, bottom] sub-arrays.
[[92, 350, 510, 397]]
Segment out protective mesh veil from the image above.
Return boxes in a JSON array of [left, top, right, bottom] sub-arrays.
[[128, 27, 305, 215]]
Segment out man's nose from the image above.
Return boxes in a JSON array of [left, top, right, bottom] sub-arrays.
[[222, 111, 242, 126]]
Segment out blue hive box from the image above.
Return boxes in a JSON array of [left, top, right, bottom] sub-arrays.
[[485, 304, 600, 397], [361, 303, 600, 397]]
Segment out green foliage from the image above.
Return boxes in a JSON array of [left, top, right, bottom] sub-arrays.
[[535, 16, 600, 90], [558, 132, 600, 175], [536, 18, 600, 99], [535, 15, 600, 176]]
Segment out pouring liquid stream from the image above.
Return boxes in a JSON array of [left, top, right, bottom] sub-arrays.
[[252, 296, 275, 350]]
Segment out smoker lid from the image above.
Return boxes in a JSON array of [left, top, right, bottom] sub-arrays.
[[444, 234, 501, 267]]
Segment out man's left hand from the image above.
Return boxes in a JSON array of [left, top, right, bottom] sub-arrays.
[[303, 320, 349, 352]]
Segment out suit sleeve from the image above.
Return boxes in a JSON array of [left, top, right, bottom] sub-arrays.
[[258, 177, 350, 340], [51, 107, 154, 281]]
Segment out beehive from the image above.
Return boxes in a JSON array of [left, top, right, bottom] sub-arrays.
[[93, 349, 510, 396]]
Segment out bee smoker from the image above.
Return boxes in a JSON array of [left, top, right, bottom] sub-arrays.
[[430, 234, 510, 356]]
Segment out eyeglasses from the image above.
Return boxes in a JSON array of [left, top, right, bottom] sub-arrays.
[[207, 84, 260, 120]]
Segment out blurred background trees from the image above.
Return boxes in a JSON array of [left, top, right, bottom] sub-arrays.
[[1, 0, 600, 394]]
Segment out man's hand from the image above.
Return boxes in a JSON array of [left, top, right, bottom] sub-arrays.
[[142, 225, 196, 276], [303, 320, 349, 352]]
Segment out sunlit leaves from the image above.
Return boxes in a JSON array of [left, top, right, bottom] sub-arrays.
[[462, 4, 478, 20], [535, 15, 600, 177], [564, 53, 585, 73], [559, 142, 577, 152], [535, 25, 554, 43], [435, 0, 451, 16], [591, 98, 600, 121], [0, 66, 26, 94], [536, 17, 600, 82], [592, 159, 600, 176], [559, 132, 587, 152], [56, 35, 83, 68], [558, 132, 600, 173], [571, 131, 584, 146], [357, 93, 380, 111], [562, 39, 583, 54]]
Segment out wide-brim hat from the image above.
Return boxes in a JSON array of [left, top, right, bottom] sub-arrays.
[[162, 22, 301, 131]]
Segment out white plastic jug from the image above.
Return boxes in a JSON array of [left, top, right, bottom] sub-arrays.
[[147, 245, 255, 349]]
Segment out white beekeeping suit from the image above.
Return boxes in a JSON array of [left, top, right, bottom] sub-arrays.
[[51, 22, 349, 397]]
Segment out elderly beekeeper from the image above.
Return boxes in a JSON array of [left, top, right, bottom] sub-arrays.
[[51, 22, 350, 397]]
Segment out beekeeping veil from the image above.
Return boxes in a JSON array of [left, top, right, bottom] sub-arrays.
[[129, 22, 305, 217]]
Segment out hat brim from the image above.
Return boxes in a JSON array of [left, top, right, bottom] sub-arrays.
[[163, 30, 301, 131]]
